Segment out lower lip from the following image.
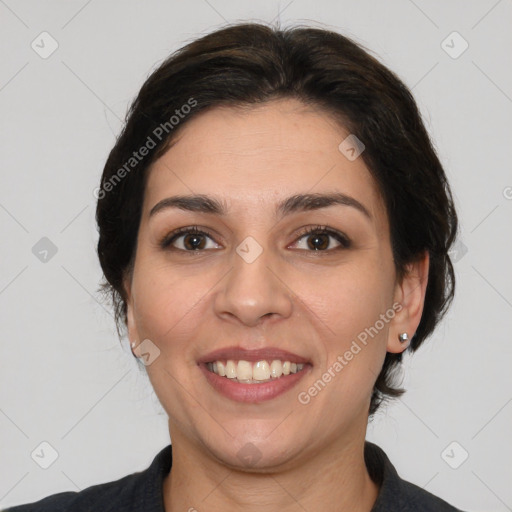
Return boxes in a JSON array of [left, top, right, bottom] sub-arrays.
[[199, 363, 311, 403]]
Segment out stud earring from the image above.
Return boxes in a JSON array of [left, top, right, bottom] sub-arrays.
[[398, 332, 409, 343], [130, 340, 139, 358]]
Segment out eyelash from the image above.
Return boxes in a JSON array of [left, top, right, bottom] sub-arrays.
[[160, 225, 351, 252]]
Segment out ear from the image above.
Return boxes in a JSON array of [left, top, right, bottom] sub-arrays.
[[387, 251, 429, 354], [123, 273, 139, 346]]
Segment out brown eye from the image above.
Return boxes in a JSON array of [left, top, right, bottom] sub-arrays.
[[292, 226, 351, 251], [161, 227, 220, 251], [181, 233, 207, 250], [306, 232, 330, 250]]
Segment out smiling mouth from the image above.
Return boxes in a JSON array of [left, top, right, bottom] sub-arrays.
[[205, 359, 308, 384]]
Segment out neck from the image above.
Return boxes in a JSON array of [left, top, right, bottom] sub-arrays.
[[163, 424, 379, 512]]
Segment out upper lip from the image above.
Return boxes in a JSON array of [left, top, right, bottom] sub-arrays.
[[197, 346, 311, 364]]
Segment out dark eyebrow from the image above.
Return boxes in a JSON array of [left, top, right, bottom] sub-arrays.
[[149, 192, 372, 221], [277, 192, 372, 220]]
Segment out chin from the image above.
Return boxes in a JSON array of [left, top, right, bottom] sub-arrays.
[[203, 430, 305, 472]]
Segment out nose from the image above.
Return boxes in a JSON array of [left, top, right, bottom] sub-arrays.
[[213, 241, 294, 327]]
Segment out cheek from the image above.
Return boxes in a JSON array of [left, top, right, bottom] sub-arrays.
[[290, 257, 392, 392], [131, 261, 213, 354], [294, 256, 392, 337]]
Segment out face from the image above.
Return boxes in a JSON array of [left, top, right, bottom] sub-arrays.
[[124, 98, 423, 471]]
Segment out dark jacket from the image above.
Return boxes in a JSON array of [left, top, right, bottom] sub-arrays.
[[3, 442, 463, 511]]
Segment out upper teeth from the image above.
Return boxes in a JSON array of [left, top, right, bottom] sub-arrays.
[[206, 360, 305, 382]]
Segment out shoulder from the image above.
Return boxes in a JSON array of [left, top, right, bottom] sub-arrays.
[[3, 472, 139, 512], [2, 444, 172, 512], [365, 441, 464, 512], [392, 478, 464, 511]]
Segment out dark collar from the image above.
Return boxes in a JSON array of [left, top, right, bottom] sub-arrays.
[[141, 442, 460, 511], [365, 441, 461, 511]]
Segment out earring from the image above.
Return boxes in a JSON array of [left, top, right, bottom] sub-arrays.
[[130, 340, 139, 357], [398, 332, 409, 343]]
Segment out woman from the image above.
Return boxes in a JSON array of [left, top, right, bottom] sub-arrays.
[[5, 22, 463, 511]]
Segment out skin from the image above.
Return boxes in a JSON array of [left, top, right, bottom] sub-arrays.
[[123, 98, 429, 512]]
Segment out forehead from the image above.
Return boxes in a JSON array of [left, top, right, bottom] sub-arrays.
[[143, 98, 387, 227]]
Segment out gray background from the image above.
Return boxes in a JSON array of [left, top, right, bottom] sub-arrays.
[[1, 1, 511, 510]]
